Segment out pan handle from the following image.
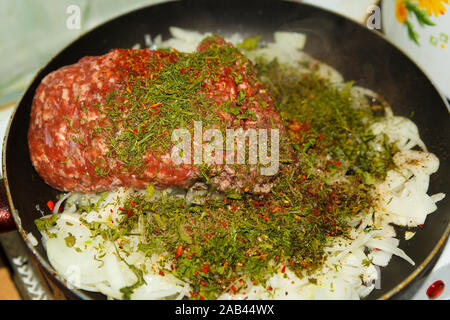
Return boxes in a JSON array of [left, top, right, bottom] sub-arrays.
[[0, 180, 15, 233]]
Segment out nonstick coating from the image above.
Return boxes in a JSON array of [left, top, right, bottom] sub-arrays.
[[3, 0, 449, 300]]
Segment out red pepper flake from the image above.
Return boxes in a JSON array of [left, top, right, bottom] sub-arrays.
[[272, 206, 280, 213], [119, 207, 131, 216], [46, 200, 55, 211], [159, 270, 165, 276], [281, 265, 286, 273], [149, 103, 162, 108], [176, 245, 183, 258], [200, 281, 206, 286], [130, 200, 135, 208], [200, 264, 209, 273], [231, 285, 237, 293]]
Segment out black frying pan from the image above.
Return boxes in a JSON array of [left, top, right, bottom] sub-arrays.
[[1, 0, 449, 300]]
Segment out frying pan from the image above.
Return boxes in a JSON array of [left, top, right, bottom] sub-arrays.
[[1, 0, 449, 300]]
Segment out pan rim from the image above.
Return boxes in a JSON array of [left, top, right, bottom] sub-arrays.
[[2, 0, 449, 300]]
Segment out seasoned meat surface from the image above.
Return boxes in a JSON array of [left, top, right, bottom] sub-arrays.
[[28, 36, 287, 193]]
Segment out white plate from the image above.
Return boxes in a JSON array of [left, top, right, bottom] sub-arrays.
[[382, 0, 450, 99]]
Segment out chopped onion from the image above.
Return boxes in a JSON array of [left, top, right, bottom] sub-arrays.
[[52, 192, 72, 215]]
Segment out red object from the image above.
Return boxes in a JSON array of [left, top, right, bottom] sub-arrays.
[[426, 280, 445, 299], [0, 183, 15, 233], [46, 200, 55, 211], [176, 245, 183, 258], [0, 206, 14, 233], [200, 263, 209, 273]]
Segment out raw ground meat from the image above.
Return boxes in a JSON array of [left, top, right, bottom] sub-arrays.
[[28, 36, 289, 194]]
